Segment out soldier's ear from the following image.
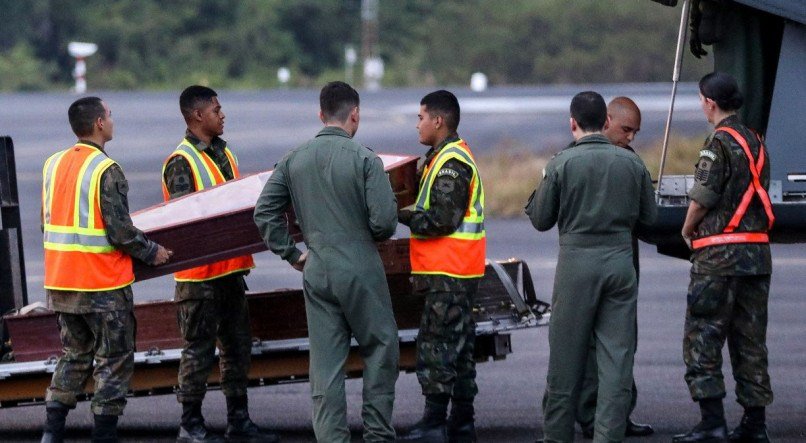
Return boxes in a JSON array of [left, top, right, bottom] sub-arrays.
[[569, 117, 577, 132], [94, 116, 106, 134]]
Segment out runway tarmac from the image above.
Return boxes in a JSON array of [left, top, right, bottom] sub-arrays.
[[1, 85, 803, 441], [1, 218, 804, 441], [3, 83, 708, 301]]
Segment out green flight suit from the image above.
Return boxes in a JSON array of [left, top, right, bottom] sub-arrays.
[[254, 126, 399, 442], [526, 134, 657, 443], [574, 145, 642, 430]]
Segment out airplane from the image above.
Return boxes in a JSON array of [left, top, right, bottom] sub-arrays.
[[643, 0, 806, 258]]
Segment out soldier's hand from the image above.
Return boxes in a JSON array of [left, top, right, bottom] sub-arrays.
[[153, 245, 173, 266], [398, 208, 414, 225], [292, 250, 308, 272], [690, 35, 708, 59], [681, 231, 694, 250]]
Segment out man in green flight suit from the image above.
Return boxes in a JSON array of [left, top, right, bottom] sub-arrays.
[[254, 81, 399, 443], [398, 90, 486, 443], [527, 91, 657, 443], [572, 97, 654, 439]]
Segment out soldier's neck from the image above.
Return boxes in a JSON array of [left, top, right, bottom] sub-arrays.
[[80, 134, 107, 150]]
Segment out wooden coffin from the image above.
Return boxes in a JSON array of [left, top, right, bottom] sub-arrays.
[[130, 154, 419, 281], [4, 240, 539, 363]]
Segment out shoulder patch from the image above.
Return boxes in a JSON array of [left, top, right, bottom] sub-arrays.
[[694, 158, 713, 183], [437, 168, 459, 179], [698, 149, 717, 162]]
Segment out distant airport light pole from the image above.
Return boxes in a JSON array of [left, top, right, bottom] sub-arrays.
[[277, 67, 291, 87], [363, 57, 384, 91], [67, 42, 98, 94], [470, 72, 488, 92], [345, 45, 357, 85], [361, 0, 382, 90]]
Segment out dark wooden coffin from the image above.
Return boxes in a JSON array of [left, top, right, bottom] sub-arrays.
[[4, 239, 538, 363], [130, 154, 419, 281]]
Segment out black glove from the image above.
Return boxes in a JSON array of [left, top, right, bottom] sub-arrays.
[[689, 0, 708, 58]]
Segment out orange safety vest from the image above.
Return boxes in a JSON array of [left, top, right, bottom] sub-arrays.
[[692, 127, 775, 249], [162, 139, 255, 281], [410, 139, 486, 278], [42, 143, 134, 291]]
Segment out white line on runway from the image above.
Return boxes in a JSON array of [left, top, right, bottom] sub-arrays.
[[390, 95, 701, 115]]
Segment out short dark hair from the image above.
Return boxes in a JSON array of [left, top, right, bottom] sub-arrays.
[[320, 81, 360, 123], [699, 71, 743, 111], [68, 96, 106, 137], [420, 90, 460, 132], [570, 91, 607, 132], [180, 85, 218, 120]]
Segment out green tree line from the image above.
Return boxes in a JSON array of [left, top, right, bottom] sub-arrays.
[[0, 0, 711, 91]]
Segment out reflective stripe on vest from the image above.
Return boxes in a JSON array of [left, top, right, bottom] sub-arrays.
[[42, 143, 134, 291], [692, 127, 775, 250], [410, 139, 486, 278], [162, 139, 254, 281]]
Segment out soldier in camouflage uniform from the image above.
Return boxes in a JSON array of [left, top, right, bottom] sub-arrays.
[[163, 86, 278, 442], [41, 97, 172, 442], [398, 90, 485, 443], [675, 73, 774, 443]]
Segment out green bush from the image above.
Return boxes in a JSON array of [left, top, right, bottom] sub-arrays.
[[0, 43, 57, 91]]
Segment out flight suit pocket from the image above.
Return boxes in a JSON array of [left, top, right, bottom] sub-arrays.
[[687, 274, 727, 317]]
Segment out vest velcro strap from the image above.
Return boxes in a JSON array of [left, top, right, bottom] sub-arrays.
[[692, 232, 769, 249]]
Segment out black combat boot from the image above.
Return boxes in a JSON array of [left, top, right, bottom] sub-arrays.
[[91, 414, 119, 443], [398, 394, 449, 442], [224, 395, 280, 442], [41, 401, 69, 443], [625, 417, 655, 437], [672, 398, 728, 443], [446, 398, 476, 443], [728, 407, 769, 443], [177, 401, 224, 443]]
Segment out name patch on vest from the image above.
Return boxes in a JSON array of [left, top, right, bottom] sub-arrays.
[[437, 168, 459, 179]]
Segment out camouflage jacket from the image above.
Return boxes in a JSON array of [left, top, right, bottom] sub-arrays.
[[48, 141, 158, 314], [163, 130, 246, 300], [399, 135, 478, 293], [688, 115, 772, 276]]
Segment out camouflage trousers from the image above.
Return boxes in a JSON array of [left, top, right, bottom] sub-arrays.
[[176, 275, 252, 403], [416, 287, 478, 400], [684, 273, 773, 407], [46, 309, 136, 415]]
